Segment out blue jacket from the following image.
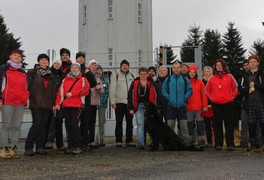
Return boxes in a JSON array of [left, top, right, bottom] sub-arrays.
[[162, 74, 192, 108], [99, 76, 109, 108]]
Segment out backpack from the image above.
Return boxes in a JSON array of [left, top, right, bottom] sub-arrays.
[[166, 75, 188, 95]]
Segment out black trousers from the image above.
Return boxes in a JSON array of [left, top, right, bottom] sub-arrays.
[[87, 105, 97, 143], [115, 103, 133, 143], [64, 107, 82, 148], [212, 103, 234, 147], [204, 117, 214, 144], [25, 108, 52, 150], [55, 116, 64, 148], [80, 103, 91, 146]]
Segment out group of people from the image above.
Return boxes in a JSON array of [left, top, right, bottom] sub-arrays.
[[0, 48, 263, 158]]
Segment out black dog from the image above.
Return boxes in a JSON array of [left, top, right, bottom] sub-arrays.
[[144, 103, 202, 151]]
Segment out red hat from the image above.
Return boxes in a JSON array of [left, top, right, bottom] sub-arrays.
[[10, 49, 25, 57], [189, 65, 198, 73]]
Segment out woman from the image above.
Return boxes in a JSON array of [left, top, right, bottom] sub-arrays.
[[25, 53, 57, 156], [186, 65, 207, 149], [44, 59, 64, 150], [128, 67, 156, 149], [0, 50, 29, 159], [55, 62, 90, 155], [95, 65, 109, 146], [205, 59, 238, 151], [202, 66, 214, 148]]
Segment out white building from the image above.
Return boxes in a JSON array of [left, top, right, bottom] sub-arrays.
[[78, 0, 153, 69]]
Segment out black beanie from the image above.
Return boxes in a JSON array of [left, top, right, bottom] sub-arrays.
[[148, 66, 156, 73], [37, 53, 50, 62], [60, 48, 71, 57], [120, 59, 129, 67], [76, 51, 86, 59]]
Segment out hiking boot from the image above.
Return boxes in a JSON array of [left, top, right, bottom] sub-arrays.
[[44, 142, 54, 149], [138, 144, 145, 150], [36, 149, 47, 155], [0, 147, 11, 159], [126, 142, 136, 147], [24, 149, 35, 156], [9, 146, 20, 158], [227, 146, 234, 151], [116, 142, 122, 147], [89, 142, 100, 148], [206, 143, 213, 148], [72, 147, 82, 155], [215, 146, 222, 151], [64, 148, 73, 155], [82, 145, 92, 151], [57, 146, 66, 152]]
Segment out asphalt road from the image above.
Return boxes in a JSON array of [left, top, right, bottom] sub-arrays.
[[1, 141, 264, 180]]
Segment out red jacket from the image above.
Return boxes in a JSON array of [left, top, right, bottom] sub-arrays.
[[187, 78, 207, 110], [0, 66, 29, 105], [56, 74, 90, 108], [205, 72, 238, 104]]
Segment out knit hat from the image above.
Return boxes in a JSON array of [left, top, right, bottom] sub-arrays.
[[76, 51, 86, 59], [148, 66, 156, 73], [10, 49, 25, 57], [60, 48, 71, 57], [189, 65, 198, 73], [71, 62, 81, 70], [120, 59, 129, 67], [52, 59, 62, 66], [88, 59, 98, 67], [37, 53, 50, 62], [97, 64, 103, 70]]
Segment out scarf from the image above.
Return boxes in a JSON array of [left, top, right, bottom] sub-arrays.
[[68, 71, 81, 78], [7, 60, 22, 69], [36, 67, 52, 77]]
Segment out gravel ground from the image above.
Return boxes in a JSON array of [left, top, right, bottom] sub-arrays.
[[1, 139, 264, 180]]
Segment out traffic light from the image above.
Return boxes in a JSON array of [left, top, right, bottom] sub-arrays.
[[159, 46, 163, 65]]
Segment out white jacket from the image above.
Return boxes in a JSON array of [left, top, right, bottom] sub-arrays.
[[109, 70, 134, 104]]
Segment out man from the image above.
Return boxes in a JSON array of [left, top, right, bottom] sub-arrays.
[[238, 60, 250, 148], [110, 59, 136, 147], [154, 65, 169, 123], [240, 55, 264, 151], [75, 51, 86, 75], [162, 62, 192, 146], [148, 66, 157, 81], [181, 63, 189, 77], [60, 48, 72, 78], [54, 48, 73, 151]]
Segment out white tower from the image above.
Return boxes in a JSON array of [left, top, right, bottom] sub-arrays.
[[78, 0, 153, 68]]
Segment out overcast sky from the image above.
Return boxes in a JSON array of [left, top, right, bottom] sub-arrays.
[[1, 0, 264, 67]]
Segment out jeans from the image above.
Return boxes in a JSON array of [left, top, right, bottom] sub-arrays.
[[115, 103, 133, 143], [0, 105, 24, 147], [25, 108, 52, 150], [95, 108, 106, 144], [135, 103, 145, 146]]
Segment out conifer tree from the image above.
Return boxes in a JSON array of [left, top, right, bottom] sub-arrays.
[[180, 24, 203, 63], [0, 14, 22, 65], [202, 29, 223, 67], [222, 22, 246, 80]]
